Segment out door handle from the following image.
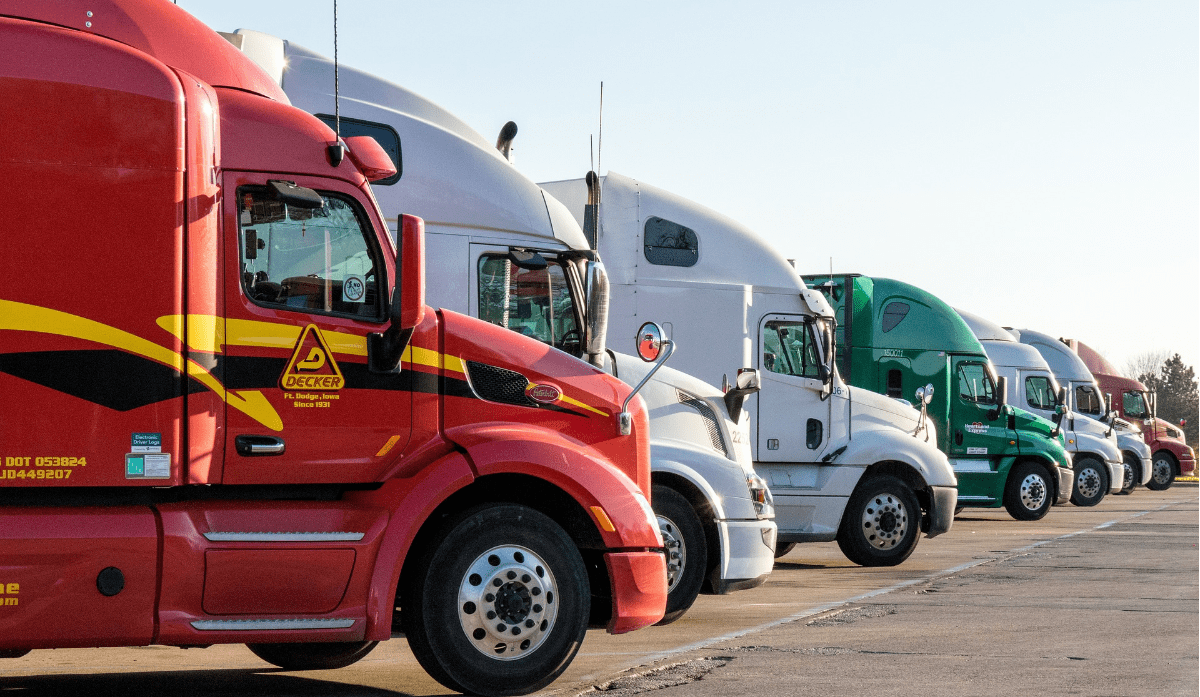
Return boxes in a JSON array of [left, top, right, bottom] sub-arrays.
[[954, 431, 963, 446], [235, 435, 286, 456]]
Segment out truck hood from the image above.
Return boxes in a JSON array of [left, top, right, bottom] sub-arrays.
[[611, 352, 753, 473], [848, 385, 935, 440]]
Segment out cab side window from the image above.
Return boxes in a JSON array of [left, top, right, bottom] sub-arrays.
[[1025, 376, 1055, 410], [478, 255, 580, 351], [957, 362, 997, 405], [762, 321, 822, 379], [1123, 391, 1148, 418], [237, 187, 382, 320], [1075, 385, 1103, 416]]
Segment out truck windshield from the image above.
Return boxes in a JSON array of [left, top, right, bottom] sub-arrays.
[[1074, 384, 1104, 416], [762, 320, 830, 379], [478, 255, 582, 355], [1123, 390, 1149, 418], [1025, 375, 1058, 410], [237, 186, 380, 319], [957, 362, 998, 405]]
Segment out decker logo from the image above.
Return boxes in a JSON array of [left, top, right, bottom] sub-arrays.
[[280, 325, 345, 390], [525, 383, 562, 405]]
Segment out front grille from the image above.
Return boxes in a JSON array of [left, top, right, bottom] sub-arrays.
[[676, 389, 728, 457], [465, 361, 533, 407]]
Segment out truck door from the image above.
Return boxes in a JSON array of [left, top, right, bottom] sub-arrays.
[[948, 357, 1012, 497], [755, 314, 844, 466], [220, 173, 412, 485]]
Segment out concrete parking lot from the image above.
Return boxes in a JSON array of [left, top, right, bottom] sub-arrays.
[[0, 486, 1195, 696]]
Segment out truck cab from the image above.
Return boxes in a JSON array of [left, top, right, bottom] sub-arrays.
[[1011, 329, 1153, 494], [220, 29, 777, 623], [542, 175, 957, 567], [0, 4, 665, 695], [956, 312, 1122, 507], [1066, 339, 1196, 489], [803, 275, 1072, 521]]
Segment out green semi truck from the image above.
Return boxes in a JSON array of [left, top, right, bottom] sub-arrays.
[[805, 274, 1073, 520]]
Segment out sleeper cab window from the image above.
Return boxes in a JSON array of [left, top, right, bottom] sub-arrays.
[[644, 216, 698, 267], [237, 186, 383, 320], [315, 115, 402, 185], [880, 301, 910, 333]]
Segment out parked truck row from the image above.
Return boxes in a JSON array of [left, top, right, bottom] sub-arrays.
[[1, 2, 1192, 695]]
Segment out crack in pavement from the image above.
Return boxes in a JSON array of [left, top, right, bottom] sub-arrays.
[[577, 658, 732, 696], [804, 604, 898, 627]]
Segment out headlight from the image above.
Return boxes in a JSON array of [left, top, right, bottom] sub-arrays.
[[746, 473, 774, 519]]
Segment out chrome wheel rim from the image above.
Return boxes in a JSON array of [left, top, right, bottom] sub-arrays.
[[1020, 473, 1048, 511], [859, 492, 909, 551], [1122, 462, 1135, 490], [458, 544, 558, 661], [657, 515, 686, 593], [1152, 457, 1173, 485], [1076, 466, 1102, 499]]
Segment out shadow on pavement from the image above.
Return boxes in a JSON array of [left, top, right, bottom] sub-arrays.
[[0, 668, 435, 697]]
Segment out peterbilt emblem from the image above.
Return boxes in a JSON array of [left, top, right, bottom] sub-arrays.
[[526, 383, 562, 404]]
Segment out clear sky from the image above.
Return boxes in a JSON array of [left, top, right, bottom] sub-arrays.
[[182, 0, 1199, 375]]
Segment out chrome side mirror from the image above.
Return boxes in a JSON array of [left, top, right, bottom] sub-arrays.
[[619, 323, 675, 435]]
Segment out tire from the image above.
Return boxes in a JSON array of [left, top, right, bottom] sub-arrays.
[[1070, 457, 1106, 507], [246, 641, 378, 671], [773, 542, 798, 559], [401, 504, 588, 697], [652, 485, 707, 626], [1146, 452, 1177, 491], [836, 475, 921, 567], [1117, 453, 1139, 495], [1003, 462, 1053, 521]]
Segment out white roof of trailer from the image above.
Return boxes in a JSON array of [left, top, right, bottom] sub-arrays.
[[1010, 328, 1096, 383]]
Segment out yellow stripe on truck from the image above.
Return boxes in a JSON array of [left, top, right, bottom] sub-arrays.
[[3, 301, 283, 431]]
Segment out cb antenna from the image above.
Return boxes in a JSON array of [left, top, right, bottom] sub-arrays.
[[327, 0, 345, 166], [597, 81, 604, 175]]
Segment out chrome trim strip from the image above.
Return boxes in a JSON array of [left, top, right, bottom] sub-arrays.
[[191, 618, 356, 631], [956, 495, 995, 502], [203, 532, 365, 542], [949, 459, 993, 473]]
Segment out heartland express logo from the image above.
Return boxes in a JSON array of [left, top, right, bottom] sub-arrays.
[[280, 325, 345, 390], [965, 422, 989, 435]]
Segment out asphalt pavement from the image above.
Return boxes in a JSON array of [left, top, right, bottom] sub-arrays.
[[0, 486, 1195, 697]]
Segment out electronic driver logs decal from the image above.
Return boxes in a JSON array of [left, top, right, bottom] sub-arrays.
[[280, 325, 345, 391]]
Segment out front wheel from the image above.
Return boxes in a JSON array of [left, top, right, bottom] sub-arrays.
[[401, 504, 588, 697], [246, 641, 378, 671], [1118, 454, 1139, 495], [773, 542, 798, 559], [1146, 452, 1177, 491], [1003, 462, 1053, 521], [836, 475, 921, 567], [652, 485, 707, 626], [1070, 457, 1106, 507]]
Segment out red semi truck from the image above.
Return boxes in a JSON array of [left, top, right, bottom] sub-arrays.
[[0, 2, 666, 694], [1064, 340, 1195, 490]]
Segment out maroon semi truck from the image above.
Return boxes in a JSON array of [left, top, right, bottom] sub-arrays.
[[1064, 340, 1195, 490]]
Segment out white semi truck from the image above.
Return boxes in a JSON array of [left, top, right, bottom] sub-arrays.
[[956, 311, 1123, 506], [225, 30, 776, 623], [541, 172, 957, 567], [1011, 329, 1153, 494]]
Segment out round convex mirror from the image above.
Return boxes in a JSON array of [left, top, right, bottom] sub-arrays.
[[636, 322, 664, 362]]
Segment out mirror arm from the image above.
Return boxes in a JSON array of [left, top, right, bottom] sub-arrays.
[[723, 384, 760, 425], [618, 341, 674, 436]]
